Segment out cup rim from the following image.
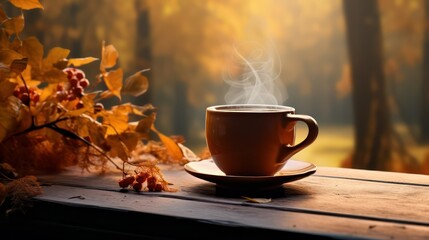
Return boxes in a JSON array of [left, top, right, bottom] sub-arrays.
[[207, 104, 295, 113]]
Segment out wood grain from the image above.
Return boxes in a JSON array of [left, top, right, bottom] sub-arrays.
[[34, 166, 429, 239]]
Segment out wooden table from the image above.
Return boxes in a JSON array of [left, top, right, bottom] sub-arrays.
[[2, 164, 429, 239]]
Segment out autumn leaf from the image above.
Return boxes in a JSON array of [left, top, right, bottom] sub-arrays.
[[3, 14, 24, 35], [21, 37, 44, 69], [9, 0, 44, 10], [10, 58, 28, 74], [0, 29, 8, 48], [0, 63, 11, 83], [152, 126, 184, 162], [0, 7, 8, 22], [102, 106, 129, 135], [134, 113, 156, 139], [39, 68, 68, 83], [42, 47, 70, 69], [121, 70, 149, 97], [68, 57, 98, 67], [106, 133, 142, 162], [0, 79, 17, 102], [241, 196, 272, 204], [0, 49, 24, 65], [103, 68, 123, 100], [100, 41, 119, 73], [0, 96, 24, 142]]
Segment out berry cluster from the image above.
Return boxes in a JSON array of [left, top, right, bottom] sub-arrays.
[[56, 67, 90, 109], [13, 86, 40, 106], [118, 172, 164, 192]]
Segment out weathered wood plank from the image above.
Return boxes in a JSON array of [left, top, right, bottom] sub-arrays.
[[37, 166, 429, 227], [28, 185, 429, 240], [315, 167, 429, 186]]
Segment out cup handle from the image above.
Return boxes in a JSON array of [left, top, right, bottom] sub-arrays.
[[279, 114, 319, 163]]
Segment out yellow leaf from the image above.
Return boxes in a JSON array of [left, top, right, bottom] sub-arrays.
[[68, 57, 98, 67], [241, 196, 272, 204], [152, 126, 184, 162], [9, 0, 44, 10], [97, 90, 115, 100], [0, 79, 17, 102], [178, 143, 201, 162], [0, 63, 11, 81], [102, 108, 129, 135], [21, 37, 44, 69], [104, 68, 123, 100], [121, 70, 149, 97], [100, 41, 119, 72], [106, 133, 140, 162], [3, 14, 24, 35], [0, 96, 24, 142], [135, 113, 156, 139], [0, 49, 24, 65], [39, 68, 68, 83], [43, 47, 70, 69]]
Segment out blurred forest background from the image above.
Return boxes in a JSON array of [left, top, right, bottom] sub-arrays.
[[7, 0, 429, 174]]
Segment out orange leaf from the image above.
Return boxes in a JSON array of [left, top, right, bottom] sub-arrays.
[[152, 126, 184, 162], [43, 47, 70, 69], [10, 58, 27, 74], [104, 68, 123, 100], [0, 96, 24, 142], [9, 0, 44, 10], [0, 7, 8, 22], [100, 41, 119, 72], [121, 70, 149, 97], [135, 113, 156, 139], [68, 57, 98, 67], [21, 37, 44, 68], [0, 49, 24, 65], [3, 14, 24, 35], [39, 68, 68, 83], [0, 79, 17, 102]]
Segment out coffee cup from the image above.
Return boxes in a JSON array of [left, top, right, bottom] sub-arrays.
[[205, 104, 318, 176]]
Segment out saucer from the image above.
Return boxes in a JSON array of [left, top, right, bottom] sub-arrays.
[[184, 158, 316, 194]]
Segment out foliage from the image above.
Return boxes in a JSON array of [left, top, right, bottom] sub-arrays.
[[0, 0, 190, 209]]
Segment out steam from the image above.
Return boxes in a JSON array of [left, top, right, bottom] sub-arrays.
[[223, 42, 287, 105]]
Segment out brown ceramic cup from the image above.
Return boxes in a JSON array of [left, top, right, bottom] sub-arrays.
[[205, 104, 318, 176]]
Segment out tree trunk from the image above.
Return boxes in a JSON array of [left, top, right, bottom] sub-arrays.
[[343, 0, 392, 170], [135, 0, 153, 105], [422, 0, 429, 143]]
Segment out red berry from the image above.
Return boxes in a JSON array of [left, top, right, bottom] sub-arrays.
[[13, 89, 20, 97], [76, 101, 84, 109], [69, 77, 79, 87], [154, 183, 163, 192], [133, 182, 142, 192], [93, 102, 104, 114], [124, 175, 135, 185], [79, 79, 89, 88], [57, 84, 64, 91], [73, 86, 84, 97], [76, 72, 85, 80], [136, 173, 148, 183], [67, 94, 76, 101], [118, 178, 129, 188], [32, 94, 40, 103], [21, 93, 30, 105]]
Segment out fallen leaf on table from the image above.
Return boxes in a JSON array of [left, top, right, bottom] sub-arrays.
[[241, 196, 272, 204]]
